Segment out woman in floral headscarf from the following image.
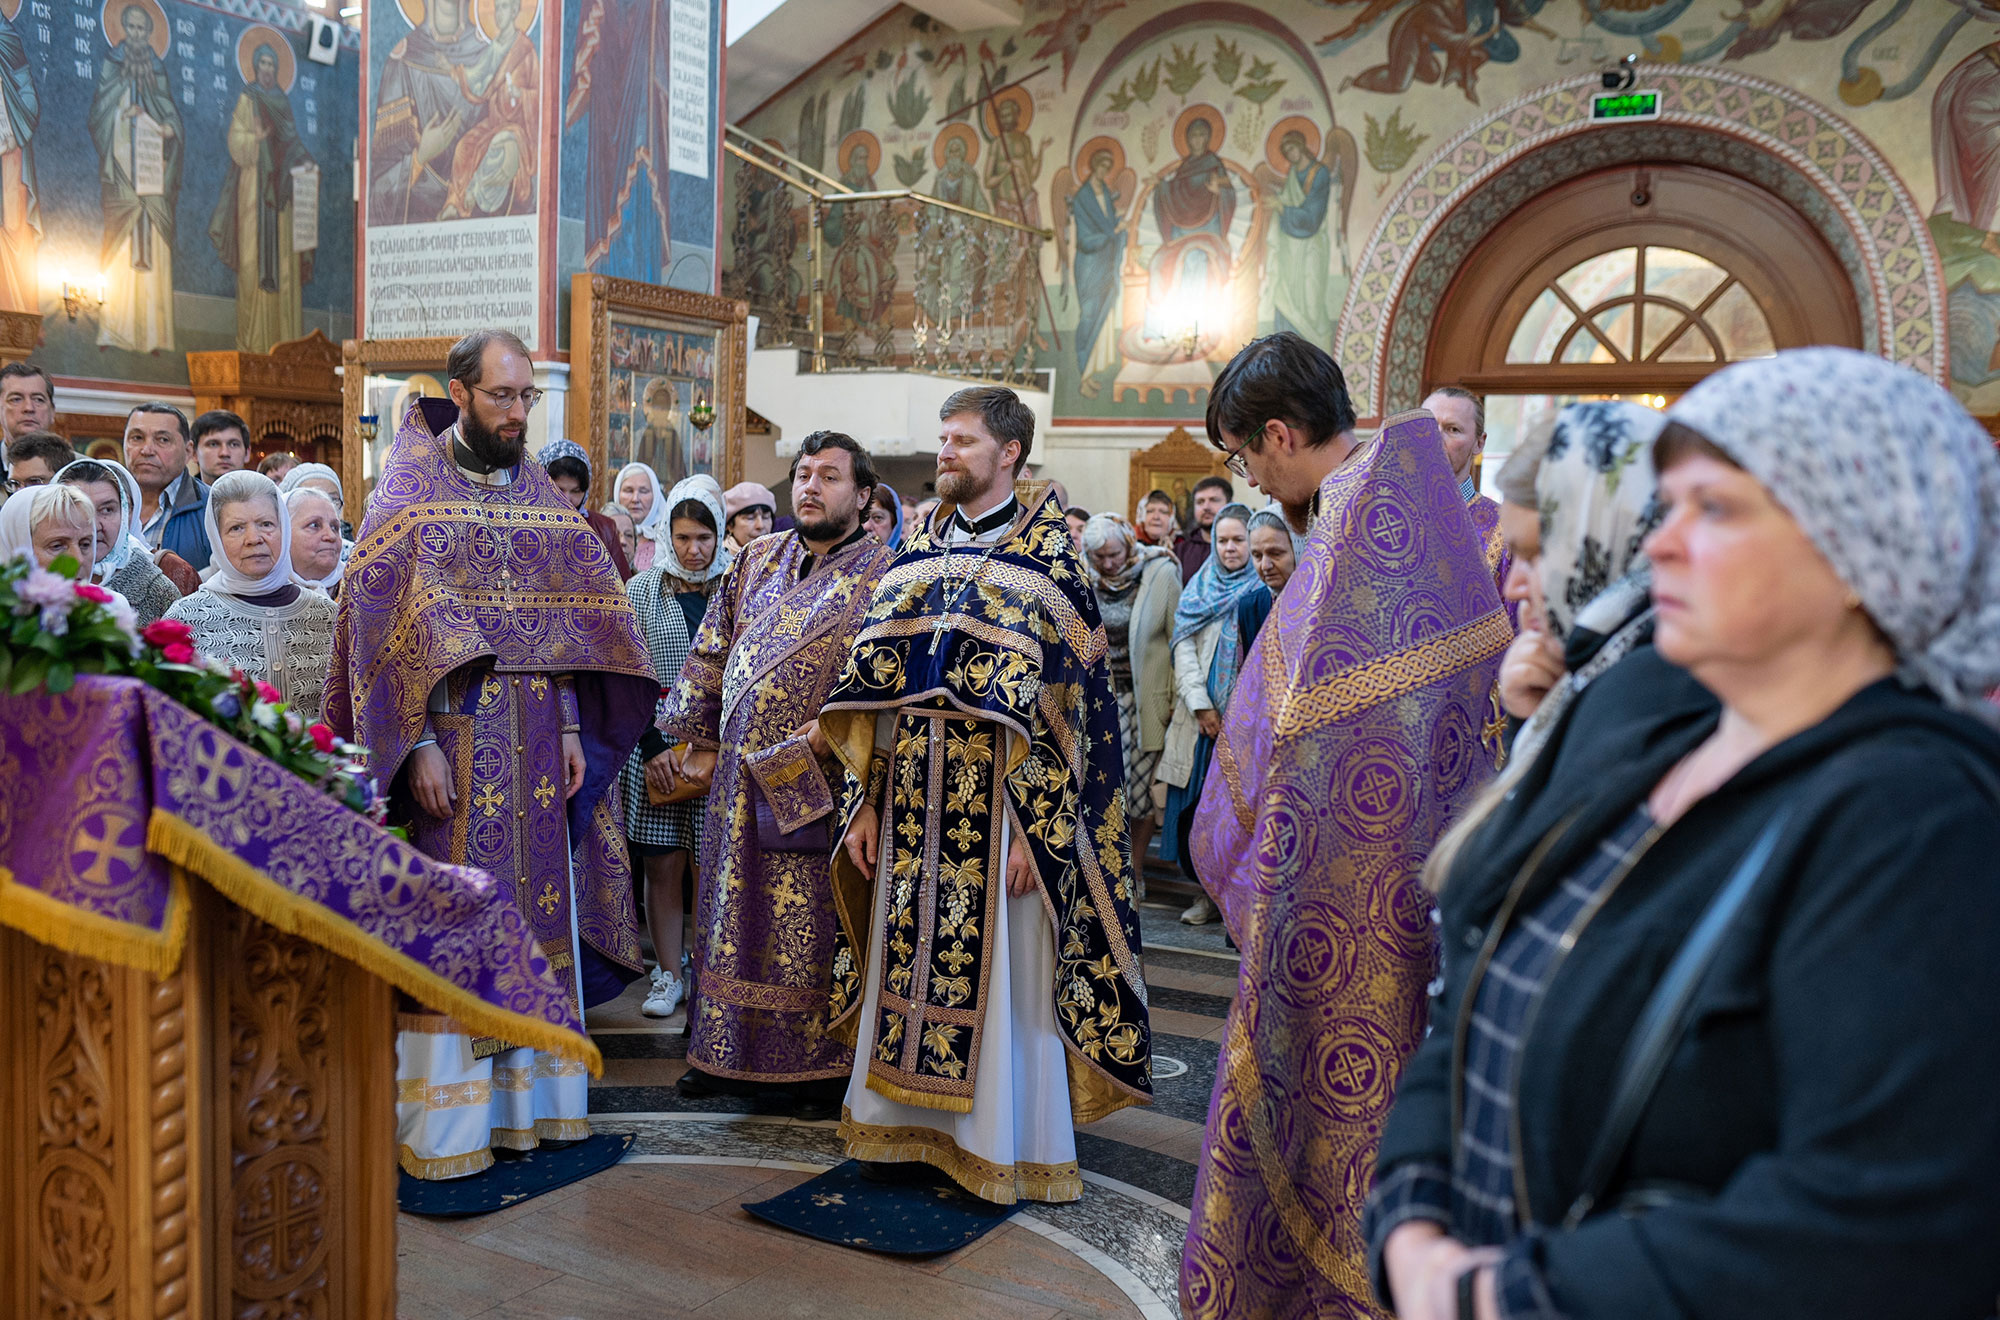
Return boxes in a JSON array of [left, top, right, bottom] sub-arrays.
[[1372, 349, 2000, 1320], [616, 462, 671, 571], [1082, 511, 1180, 877]]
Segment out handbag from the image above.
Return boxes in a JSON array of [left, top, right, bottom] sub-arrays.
[[644, 742, 706, 806]]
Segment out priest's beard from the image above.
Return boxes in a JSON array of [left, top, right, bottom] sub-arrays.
[[795, 503, 860, 546], [460, 406, 527, 472], [934, 467, 1001, 508]]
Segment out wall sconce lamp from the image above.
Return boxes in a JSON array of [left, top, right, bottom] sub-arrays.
[[688, 397, 716, 431], [60, 276, 106, 323]]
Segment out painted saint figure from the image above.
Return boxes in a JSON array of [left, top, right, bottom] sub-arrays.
[[92, 0, 182, 354], [0, 0, 39, 313], [981, 91, 1047, 230], [1056, 139, 1133, 397], [440, 0, 538, 220], [369, 0, 483, 226], [1148, 112, 1235, 342], [211, 38, 316, 354], [931, 125, 988, 212], [1264, 128, 1338, 346], [825, 134, 895, 331]]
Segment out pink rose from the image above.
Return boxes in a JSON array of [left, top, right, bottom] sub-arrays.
[[72, 583, 113, 604], [308, 723, 336, 753], [162, 642, 195, 665], [141, 619, 194, 648], [255, 681, 284, 705]]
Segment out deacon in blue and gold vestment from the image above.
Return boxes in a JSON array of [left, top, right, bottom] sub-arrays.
[[325, 378, 655, 1180], [820, 468, 1153, 1206]]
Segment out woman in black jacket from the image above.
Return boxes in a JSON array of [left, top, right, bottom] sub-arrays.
[[1368, 348, 2000, 1320]]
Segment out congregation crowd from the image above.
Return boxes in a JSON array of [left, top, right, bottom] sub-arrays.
[[5, 326, 1998, 1318]]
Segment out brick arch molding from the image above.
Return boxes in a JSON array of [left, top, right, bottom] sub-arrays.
[[1335, 66, 1945, 421]]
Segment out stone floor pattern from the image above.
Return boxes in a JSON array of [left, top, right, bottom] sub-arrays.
[[396, 893, 1233, 1319]]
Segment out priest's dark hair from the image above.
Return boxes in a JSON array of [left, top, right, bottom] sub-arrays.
[[940, 385, 1035, 475], [447, 329, 534, 389], [795, 429, 878, 499], [1206, 332, 1356, 452]]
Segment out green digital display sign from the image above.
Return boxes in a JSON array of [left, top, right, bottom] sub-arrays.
[[1592, 90, 1661, 121]]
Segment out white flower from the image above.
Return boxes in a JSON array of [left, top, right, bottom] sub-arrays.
[[251, 702, 280, 730]]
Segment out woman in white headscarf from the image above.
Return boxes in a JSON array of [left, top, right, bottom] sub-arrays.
[[0, 482, 100, 573], [616, 461, 670, 571], [1080, 511, 1179, 877], [620, 476, 733, 1018], [277, 462, 353, 565], [287, 485, 345, 597], [164, 470, 337, 720], [53, 457, 183, 625]]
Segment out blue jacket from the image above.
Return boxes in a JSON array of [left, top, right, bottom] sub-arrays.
[[148, 473, 211, 571]]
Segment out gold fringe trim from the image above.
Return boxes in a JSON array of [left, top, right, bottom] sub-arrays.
[[399, 1144, 495, 1181], [535, 1117, 592, 1142], [489, 1126, 541, 1151], [0, 863, 191, 977], [865, 1066, 975, 1115], [146, 809, 602, 1075], [838, 1109, 1082, 1205]]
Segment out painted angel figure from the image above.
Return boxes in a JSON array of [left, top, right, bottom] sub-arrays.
[[1053, 137, 1136, 396], [1252, 120, 1357, 347]]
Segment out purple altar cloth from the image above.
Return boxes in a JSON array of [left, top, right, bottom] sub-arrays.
[[0, 674, 596, 1069]]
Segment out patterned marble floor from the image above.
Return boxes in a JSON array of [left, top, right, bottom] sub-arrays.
[[395, 899, 1233, 1319]]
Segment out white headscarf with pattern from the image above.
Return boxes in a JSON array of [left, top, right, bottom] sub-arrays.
[[1666, 348, 2000, 717]]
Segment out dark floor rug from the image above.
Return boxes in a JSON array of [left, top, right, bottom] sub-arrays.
[[397, 1132, 634, 1217], [742, 1159, 1015, 1256]]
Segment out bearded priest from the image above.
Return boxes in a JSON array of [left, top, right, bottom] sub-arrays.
[[819, 385, 1153, 1205], [656, 430, 896, 1118], [324, 329, 656, 1180]]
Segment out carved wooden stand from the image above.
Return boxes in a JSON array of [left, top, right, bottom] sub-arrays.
[[2, 883, 397, 1318]]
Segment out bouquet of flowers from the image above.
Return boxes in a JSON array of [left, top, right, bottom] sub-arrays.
[[1, 554, 391, 829]]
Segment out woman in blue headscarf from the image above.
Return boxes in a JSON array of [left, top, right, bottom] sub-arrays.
[[863, 480, 904, 549], [1157, 502, 1259, 920]]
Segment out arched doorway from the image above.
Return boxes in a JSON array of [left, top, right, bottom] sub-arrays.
[[1423, 163, 1863, 476]]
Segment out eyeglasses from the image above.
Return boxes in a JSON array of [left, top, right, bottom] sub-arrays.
[[469, 385, 544, 411], [1221, 434, 1254, 479]]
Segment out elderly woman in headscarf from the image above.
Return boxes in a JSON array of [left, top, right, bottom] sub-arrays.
[[0, 481, 103, 576], [722, 480, 776, 552], [287, 484, 346, 598], [863, 480, 904, 549], [621, 476, 734, 1019], [1082, 511, 1180, 876], [616, 462, 671, 571], [53, 457, 182, 624], [164, 471, 337, 721], [1371, 349, 2000, 1320], [537, 439, 633, 579], [277, 462, 354, 556], [1157, 501, 1258, 922]]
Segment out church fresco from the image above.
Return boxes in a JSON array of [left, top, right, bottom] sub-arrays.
[[0, 0, 356, 385], [729, 0, 2000, 421]]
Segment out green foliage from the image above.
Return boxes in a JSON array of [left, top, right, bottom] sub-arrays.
[[1212, 37, 1242, 86], [1131, 57, 1160, 104], [887, 71, 932, 129], [893, 149, 929, 188], [797, 92, 830, 173], [1235, 78, 1286, 104], [1364, 108, 1430, 176], [1163, 42, 1205, 97], [1244, 56, 1276, 81], [874, 48, 894, 71], [945, 73, 970, 118], [1106, 80, 1135, 113], [838, 83, 867, 139], [1001, 36, 1017, 57]]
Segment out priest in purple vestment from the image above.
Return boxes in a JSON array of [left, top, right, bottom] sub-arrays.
[[656, 431, 894, 1118], [324, 329, 656, 1179], [1180, 335, 1512, 1317]]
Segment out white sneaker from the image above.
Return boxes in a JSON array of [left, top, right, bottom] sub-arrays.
[[641, 967, 684, 1017], [1180, 896, 1219, 926]]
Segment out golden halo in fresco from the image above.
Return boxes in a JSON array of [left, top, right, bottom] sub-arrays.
[[237, 25, 296, 92], [101, 0, 170, 58], [1264, 116, 1322, 174], [836, 128, 882, 179], [1073, 135, 1125, 181], [473, 0, 538, 39], [981, 85, 1034, 138], [1172, 104, 1226, 160], [933, 121, 980, 169]]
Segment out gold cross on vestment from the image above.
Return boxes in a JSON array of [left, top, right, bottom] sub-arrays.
[[472, 781, 505, 818], [533, 775, 558, 808], [537, 881, 561, 915]]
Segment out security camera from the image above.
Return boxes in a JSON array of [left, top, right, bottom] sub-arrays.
[[1600, 53, 1637, 91]]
